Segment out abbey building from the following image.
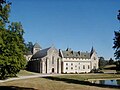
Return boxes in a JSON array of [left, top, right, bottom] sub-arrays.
[[25, 43, 99, 74]]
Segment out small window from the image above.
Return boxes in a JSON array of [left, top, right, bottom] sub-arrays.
[[94, 57, 96, 60], [71, 67, 73, 69], [71, 63, 73, 66], [66, 63, 68, 65], [66, 67, 68, 70], [79, 67, 80, 69]]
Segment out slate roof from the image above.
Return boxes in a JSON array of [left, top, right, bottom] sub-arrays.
[[62, 49, 91, 59], [31, 47, 51, 59], [25, 51, 32, 55], [33, 43, 41, 48]]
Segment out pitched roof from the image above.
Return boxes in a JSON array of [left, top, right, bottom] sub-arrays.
[[25, 51, 32, 55], [62, 49, 91, 59], [31, 47, 51, 59], [33, 43, 41, 48]]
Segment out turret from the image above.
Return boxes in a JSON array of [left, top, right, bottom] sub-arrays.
[[90, 46, 95, 57]]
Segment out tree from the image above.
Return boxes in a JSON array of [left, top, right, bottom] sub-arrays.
[[113, 10, 120, 59], [113, 10, 120, 72], [108, 58, 114, 65], [0, 0, 11, 28], [113, 31, 120, 59], [26, 42, 34, 53], [115, 61, 120, 72], [0, 0, 27, 79], [99, 57, 108, 69]]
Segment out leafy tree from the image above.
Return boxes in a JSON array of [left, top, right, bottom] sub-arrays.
[[0, 0, 27, 79], [0, 0, 11, 28], [113, 10, 120, 71], [113, 31, 120, 59], [114, 61, 120, 72], [26, 42, 34, 53], [99, 57, 108, 69], [113, 10, 120, 59], [108, 58, 114, 65]]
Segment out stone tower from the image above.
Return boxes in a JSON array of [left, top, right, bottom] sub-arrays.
[[33, 43, 42, 54]]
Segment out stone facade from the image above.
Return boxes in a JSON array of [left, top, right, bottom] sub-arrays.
[[26, 43, 99, 74], [59, 47, 99, 73], [27, 45, 61, 74]]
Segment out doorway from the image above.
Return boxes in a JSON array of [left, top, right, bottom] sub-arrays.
[[52, 68, 54, 73]]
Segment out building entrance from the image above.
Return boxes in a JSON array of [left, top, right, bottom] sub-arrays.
[[52, 68, 54, 73]]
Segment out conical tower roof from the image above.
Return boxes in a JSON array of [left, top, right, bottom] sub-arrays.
[[90, 46, 95, 56], [33, 43, 41, 49]]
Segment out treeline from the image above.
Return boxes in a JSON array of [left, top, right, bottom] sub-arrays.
[[99, 57, 120, 71]]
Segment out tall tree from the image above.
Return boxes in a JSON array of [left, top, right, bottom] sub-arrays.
[[108, 58, 114, 65], [0, 0, 27, 79], [113, 10, 120, 59], [0, 0, 11, 28], [26, 42, 34, 53], [99, 57, 108, 69], [113, 10, 120, 72]]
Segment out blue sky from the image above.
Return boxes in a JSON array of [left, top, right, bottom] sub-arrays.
[[9, 0, 120, 59]]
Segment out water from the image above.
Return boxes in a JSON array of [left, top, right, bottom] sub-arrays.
[[89, 79, 120, 86]]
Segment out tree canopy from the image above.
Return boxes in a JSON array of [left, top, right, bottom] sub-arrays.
[[0, 0, 27, 79], [113, 10, 120, 60], [99, 57, 108, 69], [113, 10, 120, 72]]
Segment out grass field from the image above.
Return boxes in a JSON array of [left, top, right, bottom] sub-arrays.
[[0, 74, 120, 90], [17, 70, 38, 76], [55, 74, 120, 80]]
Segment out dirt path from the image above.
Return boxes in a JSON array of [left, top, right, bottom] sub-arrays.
[[0, 74, 61, 83]]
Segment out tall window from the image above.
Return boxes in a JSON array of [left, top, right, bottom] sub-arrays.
[[52, 56, 54, 64], [94, 57, 96, 60], [88, 65, 90, 69], [83, 65, 85, 69]]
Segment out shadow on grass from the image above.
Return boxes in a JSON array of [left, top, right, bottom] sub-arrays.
[[43, 76, 120, 89], [0, 86, 37, 90]]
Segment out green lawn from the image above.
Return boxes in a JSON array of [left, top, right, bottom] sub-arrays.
[[0, 74, 120, 90], [54, 74, 120, 81], [17, 70, 38, 76]]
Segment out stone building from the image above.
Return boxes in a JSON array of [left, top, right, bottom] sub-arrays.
[[27, 43, 61, 73], [26, 43, 99, 74], [59, 47, 99, 73]]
